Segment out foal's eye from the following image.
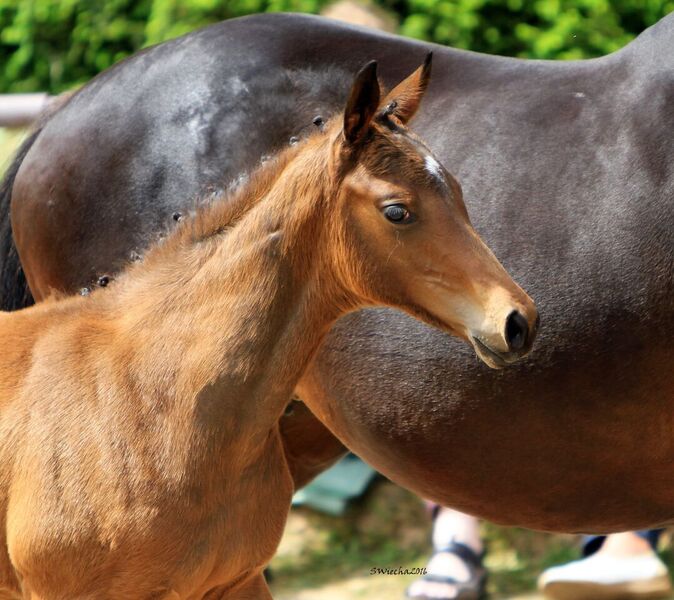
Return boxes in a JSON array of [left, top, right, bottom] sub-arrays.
[[382, 203, 414, 224]]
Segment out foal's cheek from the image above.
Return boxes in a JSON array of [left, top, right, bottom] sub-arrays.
[[342, 203, 386, 259]]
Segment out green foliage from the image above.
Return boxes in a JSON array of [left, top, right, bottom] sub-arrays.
[[1, 0, 150, 92], [0, 0, 673, 93], [0, 0, 326, 92], [397, 0, 674, 59]]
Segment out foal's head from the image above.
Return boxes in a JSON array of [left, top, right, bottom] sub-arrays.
[[324, 57, 538, 368]]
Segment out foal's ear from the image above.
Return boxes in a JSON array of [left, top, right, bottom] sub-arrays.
[[343, 60, 381, 144], [380, 52, 432, 125]]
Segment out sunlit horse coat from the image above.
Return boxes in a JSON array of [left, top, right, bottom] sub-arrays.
[[1, 13, 673, 532]]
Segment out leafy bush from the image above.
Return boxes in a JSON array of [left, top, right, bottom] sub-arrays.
[[397, 0, 674, 59], [0, 0, 324, 92], [0, 0, 672, 93]]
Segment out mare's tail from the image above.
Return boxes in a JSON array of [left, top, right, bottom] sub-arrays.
[[0, 127, 42, 311]]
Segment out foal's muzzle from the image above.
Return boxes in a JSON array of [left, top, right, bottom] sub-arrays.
[[471, 309, 539, 368]]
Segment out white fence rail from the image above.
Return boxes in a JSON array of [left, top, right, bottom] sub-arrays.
[[0, 94, 52, 127]]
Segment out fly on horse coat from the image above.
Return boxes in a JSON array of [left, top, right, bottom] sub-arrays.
[[0, 58, 536, 599]]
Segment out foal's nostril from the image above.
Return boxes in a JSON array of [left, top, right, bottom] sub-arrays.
[[505, 310, 529, 352]]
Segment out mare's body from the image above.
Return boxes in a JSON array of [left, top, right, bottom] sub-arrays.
[[3, 13, 674, 531]]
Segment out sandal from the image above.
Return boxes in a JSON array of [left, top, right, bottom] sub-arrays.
[[406, 540, 488, 600]]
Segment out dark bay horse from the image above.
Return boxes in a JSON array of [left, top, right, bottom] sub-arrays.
[[0, 61, 536, 600], [2, 13, 673, 533]]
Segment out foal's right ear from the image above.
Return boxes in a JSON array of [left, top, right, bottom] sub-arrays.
[[343, 61, 380, 144]]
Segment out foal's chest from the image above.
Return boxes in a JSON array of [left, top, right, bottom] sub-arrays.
[[6, 424, 293, 599]]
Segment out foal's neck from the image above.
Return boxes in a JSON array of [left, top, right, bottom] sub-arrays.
[[111, 135, 353, 443]]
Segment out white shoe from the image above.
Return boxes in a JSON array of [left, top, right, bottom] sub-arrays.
[[538, 553, 673, 599]]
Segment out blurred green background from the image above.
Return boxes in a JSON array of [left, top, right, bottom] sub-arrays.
[[1, 0, 673, 93]]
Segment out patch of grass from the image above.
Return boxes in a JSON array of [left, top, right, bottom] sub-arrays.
[[271, 479, 674, 599], [481, 522, 578, 596], [271, 479, 430, 593]]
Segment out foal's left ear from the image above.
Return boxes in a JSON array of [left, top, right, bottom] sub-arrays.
[[380, 52, 432, 125], [343, 60, 381, 144]]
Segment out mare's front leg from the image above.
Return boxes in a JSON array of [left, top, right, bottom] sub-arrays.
[[279, 398, 346, 489], [203, 575, 272, 600]]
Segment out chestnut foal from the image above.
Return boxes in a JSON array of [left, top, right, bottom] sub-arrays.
[[0, 58, 536, 599]]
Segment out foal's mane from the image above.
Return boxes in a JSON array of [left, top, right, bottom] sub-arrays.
[[152, 113, 427, 268], [135, 127, 330, 275]]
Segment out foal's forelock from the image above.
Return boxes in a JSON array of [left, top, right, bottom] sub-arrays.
[[127, 130, 337, 273]]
